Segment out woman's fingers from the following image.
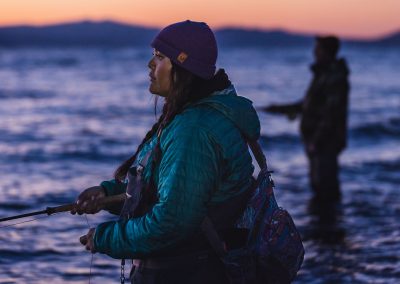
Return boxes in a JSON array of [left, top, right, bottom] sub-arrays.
[[71, 191, 90, 215], [80, 228, 96, 253], [80, 234, 88, 245], [71, 186, 104, 215]]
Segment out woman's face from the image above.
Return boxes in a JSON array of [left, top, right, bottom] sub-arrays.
[[148, 49, 173, 97]]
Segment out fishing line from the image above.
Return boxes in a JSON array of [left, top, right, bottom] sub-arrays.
[[0, 195, 126, 282], [1, 211, 95, 284], [0, 213, 58, 229], [84, 214, 93, 284]]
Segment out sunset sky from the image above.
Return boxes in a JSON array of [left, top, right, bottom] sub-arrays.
[[1, 0, 399, 39]]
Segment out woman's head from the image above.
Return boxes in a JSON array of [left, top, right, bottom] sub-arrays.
[[148, 20, 218, 97], [115, 21, 227, 183]]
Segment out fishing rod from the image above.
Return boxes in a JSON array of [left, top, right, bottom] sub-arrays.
[[0, 193, 126, 223]]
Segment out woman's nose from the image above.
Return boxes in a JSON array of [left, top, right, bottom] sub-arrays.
[[148, 57, 155, 69]]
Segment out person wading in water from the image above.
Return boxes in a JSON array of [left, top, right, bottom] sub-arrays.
[[263, 36, 350, 218]]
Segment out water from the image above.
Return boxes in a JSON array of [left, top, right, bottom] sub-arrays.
[[0, 46, 399, 283]]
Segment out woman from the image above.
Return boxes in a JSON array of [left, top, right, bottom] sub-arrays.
[[73, 20, 261, 284]]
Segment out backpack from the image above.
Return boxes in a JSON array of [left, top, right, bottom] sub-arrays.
[[202, 140, 305, 284]]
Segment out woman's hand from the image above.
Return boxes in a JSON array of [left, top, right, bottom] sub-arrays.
[[80, 228, 96, 253], [71, 186, 106, 215]]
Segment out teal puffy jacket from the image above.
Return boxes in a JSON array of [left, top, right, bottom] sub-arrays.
[[94, 85, 260, 259]]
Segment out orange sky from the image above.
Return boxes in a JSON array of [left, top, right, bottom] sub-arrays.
[[1, 0, 399, 39]]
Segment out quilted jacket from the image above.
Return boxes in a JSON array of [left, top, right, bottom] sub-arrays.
[[94, 84, 260, 259]]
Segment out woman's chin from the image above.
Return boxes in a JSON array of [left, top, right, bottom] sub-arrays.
[[149, 86, 157, 95], [150, 90, 166, 98]]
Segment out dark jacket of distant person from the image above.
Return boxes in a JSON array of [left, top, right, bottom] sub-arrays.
[[265, 37, 350, 155], [299, 58, 349, 154]]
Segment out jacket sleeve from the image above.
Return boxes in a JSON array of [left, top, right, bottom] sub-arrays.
[[93, 126, 220, 259], [100, 179, 127, 197], [264, 100, 303, 115], [99, 180, 127, 215]]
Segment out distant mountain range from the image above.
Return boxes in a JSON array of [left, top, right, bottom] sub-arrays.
[[0, 21, 398, 47]]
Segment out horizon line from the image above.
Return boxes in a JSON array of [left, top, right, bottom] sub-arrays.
[[0, 18, 398, 41]]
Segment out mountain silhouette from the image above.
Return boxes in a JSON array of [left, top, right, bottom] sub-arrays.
[[0, 21, 158, 47], [374, 31, 400, 46], [0, 21, 398, 47]]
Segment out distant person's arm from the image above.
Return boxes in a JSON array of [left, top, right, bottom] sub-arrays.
[[261, 101, 303, 120]]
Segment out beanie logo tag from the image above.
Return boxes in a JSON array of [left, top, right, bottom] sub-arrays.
[[177, 52, 188, 63]]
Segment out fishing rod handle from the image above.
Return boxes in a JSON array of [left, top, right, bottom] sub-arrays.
[[47, 203, 76, 214], [48, 193, 127, 214], [0, 194, 127, 222]]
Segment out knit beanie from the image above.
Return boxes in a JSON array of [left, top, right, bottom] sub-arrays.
[[151, 20, 218, 79]]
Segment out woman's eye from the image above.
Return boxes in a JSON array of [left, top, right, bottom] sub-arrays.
[[152, 50, 164, 60], [154, 52, 164, 59]]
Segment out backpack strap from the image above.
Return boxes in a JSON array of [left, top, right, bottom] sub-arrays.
[[202, 139, 267, 256], [120, 148, 153, 218], [248, 139, 267, 170]]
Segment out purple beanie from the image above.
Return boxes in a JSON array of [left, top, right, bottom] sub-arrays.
[[151, 20, 218, 79]]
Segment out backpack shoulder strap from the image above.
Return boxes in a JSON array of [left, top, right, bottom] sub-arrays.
[[202, 139, 267, 256], [248, 139, 267, 170]]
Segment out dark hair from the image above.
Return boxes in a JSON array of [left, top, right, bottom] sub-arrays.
[[316, 36, 340, 58], [113, 64, 230, 215]]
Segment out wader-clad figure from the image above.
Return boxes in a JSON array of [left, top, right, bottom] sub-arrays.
[[264, 36, 350, 209], [72, 20, 261, 284]]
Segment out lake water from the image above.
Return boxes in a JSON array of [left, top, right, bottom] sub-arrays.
[[0, 45, 399, 283]]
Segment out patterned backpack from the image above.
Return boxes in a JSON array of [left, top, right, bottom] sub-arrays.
[[202, 140, 305, 283]]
